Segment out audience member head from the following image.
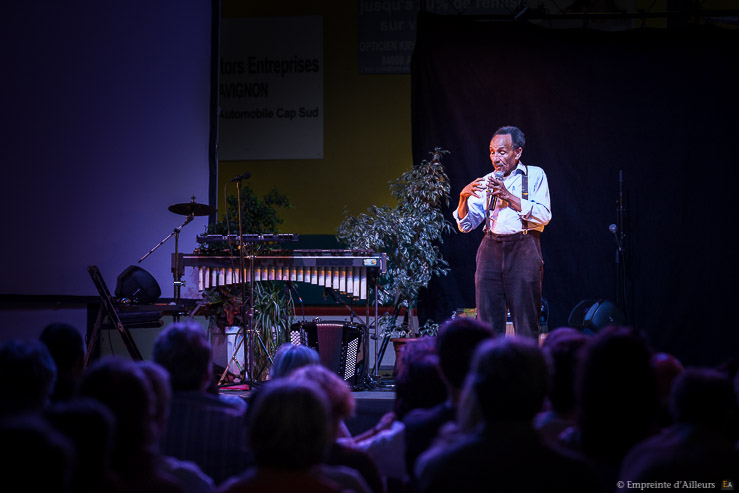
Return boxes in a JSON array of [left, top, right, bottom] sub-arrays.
[[45, 397, 117, 493], [152, 321, 212, 391], [0, 339, 57, 417], [393, 337, 447, 419], [137, 360, 172, 438], [670, 367, 736, 435], [77, 356, 157, 465], [541, 327, 588, 415], [435, 318, 495, 394], [40, 322, 85, 401], [0, 415, 74, 493], [290, 364, 355, 438], [269, 343, 320, 379], [576, 325, 658, 462], [541, 326, 582, 348], [650, 351, 684, 427], [469, 336, 548, 423], [246, 379, 332, 470]]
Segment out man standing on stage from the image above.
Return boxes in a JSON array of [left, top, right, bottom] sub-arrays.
[[453, 126, 551, 339]]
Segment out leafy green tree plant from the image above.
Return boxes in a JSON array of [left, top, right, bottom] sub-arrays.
[[337, 148, 453, 336]]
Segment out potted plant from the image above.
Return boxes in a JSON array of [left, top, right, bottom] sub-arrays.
[[198, 184, 293, 381], [337, 148, 454, 361]]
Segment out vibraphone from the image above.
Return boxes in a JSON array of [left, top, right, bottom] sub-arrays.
[[173, 250, 387, 300]]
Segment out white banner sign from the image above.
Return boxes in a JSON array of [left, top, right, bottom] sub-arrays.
[[219, 16, 323, 160]]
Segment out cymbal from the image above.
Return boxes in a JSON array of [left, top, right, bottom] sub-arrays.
[[168, 200, 216, 216]]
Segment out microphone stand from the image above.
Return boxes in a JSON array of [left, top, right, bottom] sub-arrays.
[[286, 281, 305, 322], [615, 169, 627, 321], [324, 287, 360, 323], [219, 178, 255, 386], [218, 178, 274, 386]]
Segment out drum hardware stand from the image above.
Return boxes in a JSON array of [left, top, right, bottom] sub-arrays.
[[324, 287, 361, 324], [371, 286, 395, 376], [138, 196, 215, 321], [357, 272, 382, 389], [218, 178, 272, 387]]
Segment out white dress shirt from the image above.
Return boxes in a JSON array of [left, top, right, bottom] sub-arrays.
[[453, 162, 552, 235]]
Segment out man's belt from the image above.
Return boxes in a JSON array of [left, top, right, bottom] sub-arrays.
[[486, 230, 540, 241]]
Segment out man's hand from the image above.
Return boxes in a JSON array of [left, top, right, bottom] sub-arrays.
[[457, 177, 486, 219], [488, 176, 522, 212]]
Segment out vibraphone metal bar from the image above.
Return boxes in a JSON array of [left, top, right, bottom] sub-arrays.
[[174, 251, 387, 300]]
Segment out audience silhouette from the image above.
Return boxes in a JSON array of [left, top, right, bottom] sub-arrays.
[[44, 397, 121, 493], [416, 336, 600, 493], [418, 336, 598, 492], [0, 339, 57, 418], [78, 356, 184, 493], [0, 414, 75, 493], [270, 342, 321, 379], [138, 360, 216, 493], [291, 364, 382, 493], [619, 367, 739, 485], [152, 321, 249, 486], [2, 316, 738, 493], [534, 326, 589, 446], [560, 325, 660, 491], [341, 336, 447, 493], [403, 317, 494, 487], [39, 322, 85, 402], [217, 379, 343, 493]]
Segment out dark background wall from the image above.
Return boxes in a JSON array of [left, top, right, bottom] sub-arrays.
[[412, 13, 739, 367], [1, 1, 212, 298], [1, 1, 212, 338]]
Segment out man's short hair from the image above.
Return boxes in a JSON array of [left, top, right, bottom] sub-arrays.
[[671, 368, 735, 428], [493, 126, 526, 150], [152, 322, 212, 391], [436, 318, 494, 389], [470, 336, 548, 422], [0, 340, 57, 416]]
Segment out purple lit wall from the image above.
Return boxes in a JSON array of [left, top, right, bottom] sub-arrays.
[[1, 1, 212, 306]]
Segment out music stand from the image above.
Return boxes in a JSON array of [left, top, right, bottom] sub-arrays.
[[85, 265, 144, 366]]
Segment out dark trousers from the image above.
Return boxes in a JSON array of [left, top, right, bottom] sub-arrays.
[[475, 232, 543, 339]]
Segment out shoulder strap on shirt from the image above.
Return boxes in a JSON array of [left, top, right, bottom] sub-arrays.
[[521, 165, 529, 230]]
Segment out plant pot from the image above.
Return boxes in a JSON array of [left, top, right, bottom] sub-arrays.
[[391, 337, 417, 376]]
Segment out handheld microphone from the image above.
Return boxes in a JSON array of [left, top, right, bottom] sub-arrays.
[[489, 169, 505, 209], [229, 171, 251, 182], [609, 224, 617, 234]]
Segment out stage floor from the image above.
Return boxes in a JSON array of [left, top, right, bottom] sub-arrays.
[[218, 377, 397, 436]]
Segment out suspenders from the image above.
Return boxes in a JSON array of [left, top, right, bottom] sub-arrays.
[[520, 167, 529, 231], [485, 165, 529, 232]]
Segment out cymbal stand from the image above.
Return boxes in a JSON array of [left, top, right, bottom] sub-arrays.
[[138, 213, 195, 320]]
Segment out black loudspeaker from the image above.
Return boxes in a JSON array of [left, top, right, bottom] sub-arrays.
[[567, 299, 626, 335], [289, 321, 364, 386], [115, 265, 161, 304]]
